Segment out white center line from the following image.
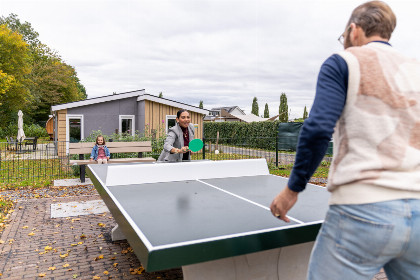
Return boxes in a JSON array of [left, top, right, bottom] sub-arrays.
[[197, 179, 304, 224]]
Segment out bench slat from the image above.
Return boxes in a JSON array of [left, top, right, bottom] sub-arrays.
[[69, 141, 153, 155], [69, 147, 152, 154], [70, 157, 156, 165]]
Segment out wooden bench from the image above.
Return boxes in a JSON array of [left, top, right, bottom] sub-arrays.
[[69, 141, 156, 183]]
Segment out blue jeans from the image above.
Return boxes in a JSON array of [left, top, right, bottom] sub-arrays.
[[307, 199, 420, 280]]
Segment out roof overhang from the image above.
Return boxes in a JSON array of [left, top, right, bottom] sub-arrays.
[[137, 94, 209, 115], [51, 90, 209, 115], [51, 90, 145, 111]]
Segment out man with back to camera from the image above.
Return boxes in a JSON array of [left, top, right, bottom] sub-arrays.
[[270, 1, 420, 279]]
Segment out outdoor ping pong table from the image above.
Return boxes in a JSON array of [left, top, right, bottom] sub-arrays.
[[87, 159, 330, 279]]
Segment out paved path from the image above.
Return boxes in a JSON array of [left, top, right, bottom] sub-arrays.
[[0, 195, 182, 280], [0, 186, 388, 280]]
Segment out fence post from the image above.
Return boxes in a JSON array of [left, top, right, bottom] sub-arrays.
[[202, 138, 205, 160], [276, 133, 279, 167]]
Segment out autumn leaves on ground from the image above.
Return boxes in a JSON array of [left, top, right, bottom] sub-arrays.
[[0, 189, 183, 280]]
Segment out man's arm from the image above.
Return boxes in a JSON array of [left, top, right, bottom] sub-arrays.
[[270, 54, 348, 221]]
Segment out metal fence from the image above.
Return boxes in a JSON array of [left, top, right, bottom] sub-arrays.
[[0, 136, 331, 184], [202, 137, 297, 166], [0, 140, 71, 184]]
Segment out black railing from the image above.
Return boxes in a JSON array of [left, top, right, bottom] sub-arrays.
[[0, 140, 71, 184]]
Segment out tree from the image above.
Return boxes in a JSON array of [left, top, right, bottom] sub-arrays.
[[279, 93, 289, 122], [199, 100, 203, 109], [158, 92, 163, 98], [1, 14, 87, 124], [303, 105, 308, 119], [264, 103, 269, 118], [251, 97, 259, 116], [0, 24, 32, 125]]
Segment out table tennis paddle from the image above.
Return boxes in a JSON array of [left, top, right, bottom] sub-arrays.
[[188, 139, 204, 152]]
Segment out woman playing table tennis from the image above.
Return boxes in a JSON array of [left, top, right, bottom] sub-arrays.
[[158, 109, 195, 162]]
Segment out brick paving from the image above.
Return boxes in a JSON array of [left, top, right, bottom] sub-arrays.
[[0, 195, 182, 280], [0, 188, 388, 280]]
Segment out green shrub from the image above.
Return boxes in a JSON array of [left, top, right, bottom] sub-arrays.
[[0, 123, 48, 138]]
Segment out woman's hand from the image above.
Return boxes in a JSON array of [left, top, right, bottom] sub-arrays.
[[179, 146, 189, 153]]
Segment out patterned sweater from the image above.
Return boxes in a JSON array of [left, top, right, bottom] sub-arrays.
[[328, 42, 420, 204]]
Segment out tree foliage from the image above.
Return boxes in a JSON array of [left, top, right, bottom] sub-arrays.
[[0, 14, 87, 127], [0, 24, 32, 124], [279, 93, 288, 122], [251, 97, 259, 116], [199, 100, 203, 109], [264, 103, 269, 118], [158, 92, 163, 98], [303, 105, 308, 119]]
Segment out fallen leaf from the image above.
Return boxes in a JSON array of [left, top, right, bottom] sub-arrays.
[[0, 240, 4, 244], [39, 273, 46, 277], [97, 223, 106, 227], [63, 264, 70, 268], [94, 254, 104, 261], [113, 263, 118, 267], [130, 266, 145, 275], [72, 274, 78, 279], [93, 276, 101, 279], [80, 234, 87, 239], [78, 241, 83, 245], [71, 244, 78, 246], [22, 226, 28, 229], [60, 253, 69, 258], [103, 270, 109, 275], [45, 246, 53, 251], [48, 266, 56, 271], [28, 232, 35, 236]]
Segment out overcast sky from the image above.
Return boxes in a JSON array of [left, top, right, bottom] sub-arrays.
[[1, 0, 419, 118]]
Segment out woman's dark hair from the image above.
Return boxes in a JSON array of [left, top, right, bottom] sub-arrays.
[[176, 109, 189, 118], [96, 135, 106, 145]]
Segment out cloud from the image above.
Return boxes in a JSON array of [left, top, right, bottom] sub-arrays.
[[1, 0, 419, 120]]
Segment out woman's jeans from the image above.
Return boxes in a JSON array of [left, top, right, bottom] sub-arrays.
[[307, 199, 420, 280]]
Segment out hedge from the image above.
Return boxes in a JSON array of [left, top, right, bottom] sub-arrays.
[[203, 121, 282, 150]]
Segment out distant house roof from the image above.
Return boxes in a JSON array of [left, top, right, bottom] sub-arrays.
[[51, 89, 209, 115], [210, 106, 245, 115], [230, 114, 279, 122]]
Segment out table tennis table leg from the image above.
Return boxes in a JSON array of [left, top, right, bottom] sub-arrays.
[[111, 224, 126, 241], [182, 241, 314, 280]]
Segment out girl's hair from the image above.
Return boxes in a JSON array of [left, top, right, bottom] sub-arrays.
[[96, 135, 106, 145], [176, 109, 189, 118]]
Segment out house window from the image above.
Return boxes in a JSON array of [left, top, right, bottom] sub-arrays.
[[119, 115, 135, 136], [66, 115, 84, 143], [165, 115, 176, 133]]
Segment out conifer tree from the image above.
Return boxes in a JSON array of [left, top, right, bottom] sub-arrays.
[[279, 93, 289, 122], [264, 103, 269, 118], [251, 97, 259, 116]]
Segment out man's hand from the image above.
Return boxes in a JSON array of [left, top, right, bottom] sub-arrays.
[[270, 186, 299, 222]]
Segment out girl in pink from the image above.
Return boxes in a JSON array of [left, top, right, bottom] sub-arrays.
[[90, 135, 110, 164]]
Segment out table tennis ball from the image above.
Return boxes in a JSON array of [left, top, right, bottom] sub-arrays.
[[215, 150, 219, 154]]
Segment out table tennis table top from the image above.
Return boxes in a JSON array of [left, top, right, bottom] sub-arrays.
[[87, 159, 330, 272]]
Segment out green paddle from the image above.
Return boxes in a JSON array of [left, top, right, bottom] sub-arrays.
[[188, 139, 204, 152]]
